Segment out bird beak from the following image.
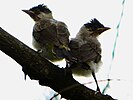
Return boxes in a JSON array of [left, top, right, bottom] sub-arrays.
[[98, 27, 110, 34], [22, 10, 34, 16], [22, 10, 40, 21], [103, 27, 110, 31]]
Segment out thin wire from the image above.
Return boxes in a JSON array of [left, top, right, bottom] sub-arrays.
[[102, 0, 126, 94]]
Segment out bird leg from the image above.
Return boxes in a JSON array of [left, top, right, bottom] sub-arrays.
[[65, 60, 70, 68], [91, 71, 101, 93]]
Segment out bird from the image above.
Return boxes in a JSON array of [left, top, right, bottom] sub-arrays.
[[22, 4, 72, 62], [69, 18, 110, 93], [22, 4, 74, 79]]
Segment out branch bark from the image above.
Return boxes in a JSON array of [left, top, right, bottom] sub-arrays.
[[0, 27, 115, 100]]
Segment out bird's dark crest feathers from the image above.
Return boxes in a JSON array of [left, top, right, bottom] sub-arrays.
[[30, 4, 51, 14], [84, 18, 104, 31]]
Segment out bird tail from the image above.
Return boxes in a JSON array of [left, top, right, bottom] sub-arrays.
[[53, 46, 77, 63]]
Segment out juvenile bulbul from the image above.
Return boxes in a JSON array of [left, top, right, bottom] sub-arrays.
[[69, 18, 110, 92], [22, 4, 74, 80], [22, 4, 71, 62]]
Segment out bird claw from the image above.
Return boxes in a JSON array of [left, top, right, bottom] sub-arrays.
[[37, 49, 43, 53], [63, 67, 72, 76], [95, 87, 101, 94]]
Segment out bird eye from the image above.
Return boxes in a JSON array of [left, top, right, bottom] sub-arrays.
[[31, 9, 40, 15], [87, 28, 93, 31]]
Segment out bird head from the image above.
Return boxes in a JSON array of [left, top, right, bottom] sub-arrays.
[[22, 4, 52, 22], [84, 18, 110, 37]]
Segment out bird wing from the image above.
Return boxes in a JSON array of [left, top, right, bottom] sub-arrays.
[[33, 19, 61, 47], [69, 38, 101, 63], [79, 40, 102, 63], [33, 19, 70, 48], [56, 21, 70, 49], [69, 38, 81, 59]]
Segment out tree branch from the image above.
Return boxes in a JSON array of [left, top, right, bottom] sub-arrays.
[[0, 27, 115, 100]]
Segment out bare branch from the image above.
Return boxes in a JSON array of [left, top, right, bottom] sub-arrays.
[[0, 27, 115, 100]]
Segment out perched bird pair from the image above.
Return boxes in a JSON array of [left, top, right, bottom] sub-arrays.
[[22, 4, 110, 93]]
